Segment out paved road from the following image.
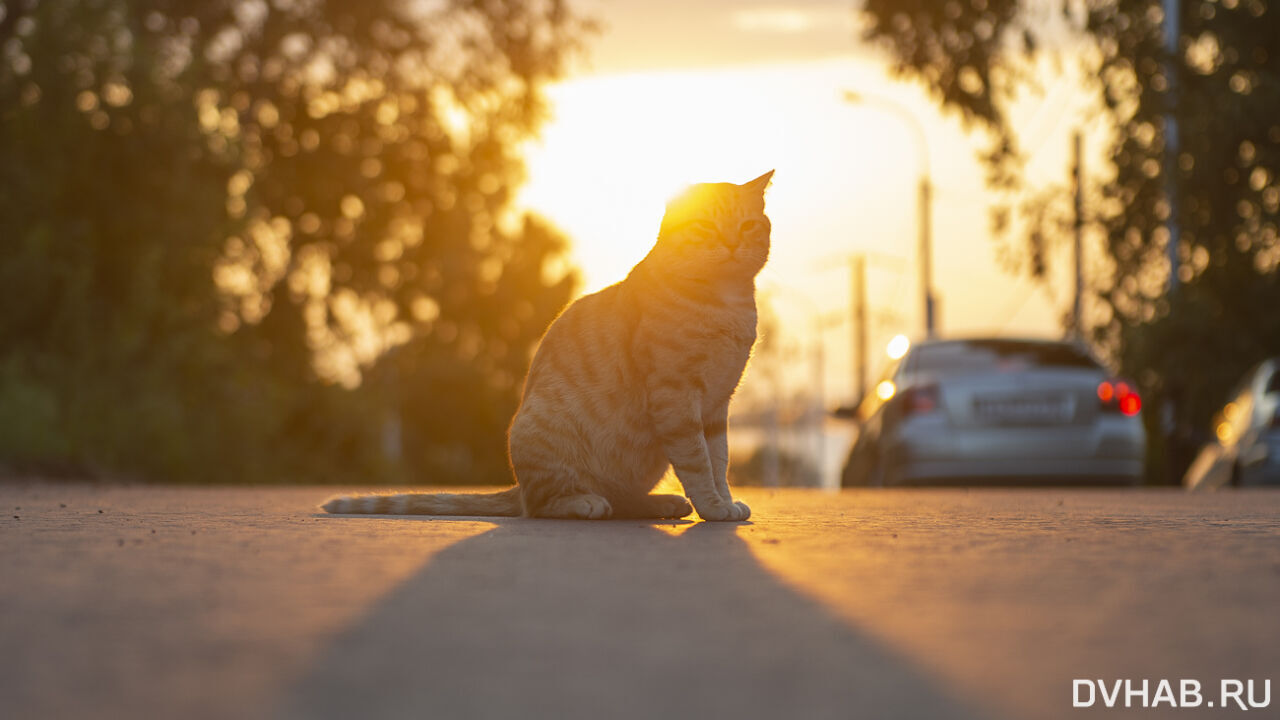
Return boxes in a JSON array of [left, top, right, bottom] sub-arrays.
[[1, 482, 1277, 719]]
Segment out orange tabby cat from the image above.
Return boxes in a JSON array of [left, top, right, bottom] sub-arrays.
[[323, 170, 773, 521]]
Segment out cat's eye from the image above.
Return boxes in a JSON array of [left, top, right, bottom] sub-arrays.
[[690, 220, 719, 237], [739, 220, 764, 234]]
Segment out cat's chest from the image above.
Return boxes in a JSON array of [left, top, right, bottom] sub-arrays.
[[636, 294, 757, 388], [708, 307, 757, 357], [682, 305, 756, 392], [671, 297, 754, 343]]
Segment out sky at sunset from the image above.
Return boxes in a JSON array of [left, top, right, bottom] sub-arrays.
[[518, 0, 1101, 404]]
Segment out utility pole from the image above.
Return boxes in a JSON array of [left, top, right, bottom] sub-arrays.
[[852, 254, 868, 401], [381, 348, 403, 467], [1163, 0, 1181, 291], [1072, 130, 1084, 338], [1162, 0, 1184, 482], [842, 91, 936, 338], [811, 319, 826, 488], [920, 176, 936, 337]]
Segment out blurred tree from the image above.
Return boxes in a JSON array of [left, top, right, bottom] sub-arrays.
[[0, 0, 585, 483], [859, 0, 1280, 482]]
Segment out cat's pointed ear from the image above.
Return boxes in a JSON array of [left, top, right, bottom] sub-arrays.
[[744, 170, 774, 193]]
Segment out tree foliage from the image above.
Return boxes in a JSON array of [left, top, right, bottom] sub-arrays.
[[0, 0, 586, 483], [860, 0, 1280, 481]]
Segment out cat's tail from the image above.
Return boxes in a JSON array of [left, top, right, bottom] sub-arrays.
[[321, 487, 523, 517]]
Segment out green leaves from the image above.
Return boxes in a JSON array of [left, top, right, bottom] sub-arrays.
[[0, 0, 586, 483]]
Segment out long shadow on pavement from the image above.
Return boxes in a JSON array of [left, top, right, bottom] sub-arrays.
[[278, 518, 988, 720]]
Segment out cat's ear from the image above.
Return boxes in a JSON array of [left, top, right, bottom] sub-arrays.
[[744, 170, 774, 193]]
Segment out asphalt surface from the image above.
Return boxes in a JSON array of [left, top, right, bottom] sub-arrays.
[[2, 482, 1278, 720]]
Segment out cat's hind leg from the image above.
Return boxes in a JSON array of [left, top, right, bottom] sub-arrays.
[[611, 493, 693, 519], [514, 461, 614, 520], [533, 493, 614, 520]]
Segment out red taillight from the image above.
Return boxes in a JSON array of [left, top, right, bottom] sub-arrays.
[[1119, 393, 1141, 416], [1099, 379, 1141, 416], [902, 384, 940, 416], [1097, 381, 1114, 403]]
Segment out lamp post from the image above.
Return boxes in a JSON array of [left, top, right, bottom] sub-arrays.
[[843, 90, 937, 337]]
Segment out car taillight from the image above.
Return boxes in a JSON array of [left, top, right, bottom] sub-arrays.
[[902, 384, 940, 416], [1098, 380, 1141, 416]]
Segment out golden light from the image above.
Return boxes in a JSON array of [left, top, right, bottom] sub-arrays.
[[875, 380, 896, 400], [1223, 402, 1240, 421], [1216, 421, 1234, 444], [886, 334, 910, 360], [517, 63, 915, 295], [519, 71, 795, 291]]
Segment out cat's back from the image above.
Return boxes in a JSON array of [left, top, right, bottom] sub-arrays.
[[520, 282, 641, 401]]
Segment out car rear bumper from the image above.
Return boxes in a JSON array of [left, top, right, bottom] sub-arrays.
[[882, 415, 1145, 485], [894, 458, 1143, 485]]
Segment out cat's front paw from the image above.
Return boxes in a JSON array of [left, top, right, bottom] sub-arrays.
[[696, 499, 751, 522]]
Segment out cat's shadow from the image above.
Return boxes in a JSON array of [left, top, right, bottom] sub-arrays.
[[278, 519, 987, 720]]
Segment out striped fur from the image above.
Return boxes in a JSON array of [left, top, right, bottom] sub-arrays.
[[322, 488, 522, 516], [322, 171, 774, 521]]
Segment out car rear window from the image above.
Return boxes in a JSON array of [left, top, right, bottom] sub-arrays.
[[912, 340, 1101, 375]]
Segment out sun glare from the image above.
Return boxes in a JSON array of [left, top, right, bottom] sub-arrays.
[[519, 70, 790, 291], [518, 62, 916, 295]]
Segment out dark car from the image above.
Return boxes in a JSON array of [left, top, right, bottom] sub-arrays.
[[1184, 358, 1280, 489]]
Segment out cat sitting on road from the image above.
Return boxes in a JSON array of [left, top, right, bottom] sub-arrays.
[[323, 171, 774, 521]]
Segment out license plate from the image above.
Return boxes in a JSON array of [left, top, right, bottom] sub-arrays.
[[973, 395, 1075, 424]]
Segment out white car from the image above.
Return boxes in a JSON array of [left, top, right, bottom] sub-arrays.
[[841, 337, 1146, 486], [1183, 358, 1280, 489]]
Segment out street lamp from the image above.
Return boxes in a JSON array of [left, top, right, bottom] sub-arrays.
[[886, 334, 910, 360], [843, 90, 937, 337]]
